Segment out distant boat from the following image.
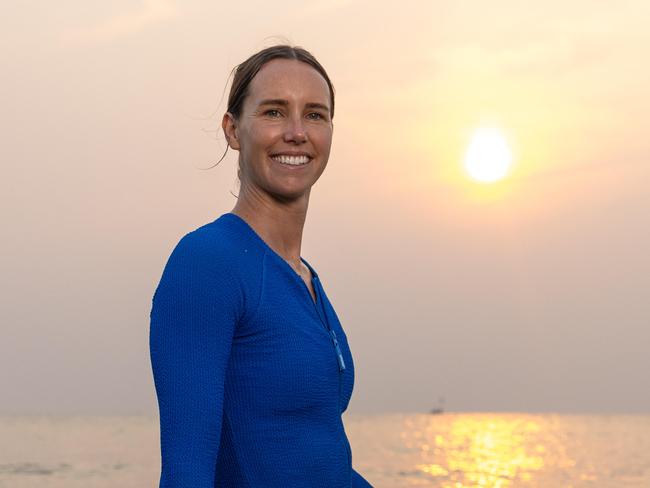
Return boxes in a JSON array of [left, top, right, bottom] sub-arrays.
[[429, 396, 445, 415]]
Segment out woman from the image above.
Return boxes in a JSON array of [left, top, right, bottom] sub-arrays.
[[149, 45, 373, 487]]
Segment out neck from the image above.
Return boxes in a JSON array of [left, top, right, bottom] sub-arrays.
[[231, 185, 311, 268]]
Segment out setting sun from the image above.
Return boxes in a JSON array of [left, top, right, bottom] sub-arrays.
[[463, 127, 513, 183]]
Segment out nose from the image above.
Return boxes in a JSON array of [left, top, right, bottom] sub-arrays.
[[283, 114, 308, 144]]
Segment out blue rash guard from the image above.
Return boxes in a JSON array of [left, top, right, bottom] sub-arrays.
[[149, 212, 373, 487]]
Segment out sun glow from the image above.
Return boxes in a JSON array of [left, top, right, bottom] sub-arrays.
[[464, 127, 513, 183]]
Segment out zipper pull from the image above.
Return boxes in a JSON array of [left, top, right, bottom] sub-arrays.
[[329, 329, 346, 371]]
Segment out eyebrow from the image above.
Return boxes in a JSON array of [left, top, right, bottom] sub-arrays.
[[257, 98, 330, 112]]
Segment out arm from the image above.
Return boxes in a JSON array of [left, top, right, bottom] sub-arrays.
[[352, 468, 374, 487], [149, 232, 241, 487]]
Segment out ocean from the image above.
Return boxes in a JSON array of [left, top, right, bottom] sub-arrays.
[[0, 413, 648, 487]]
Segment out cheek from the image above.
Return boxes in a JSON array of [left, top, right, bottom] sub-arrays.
[[313, 127, 333, 154], [250, 123, 279, 144]]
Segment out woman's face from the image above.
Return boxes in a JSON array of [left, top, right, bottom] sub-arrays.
[[223, 58, 334, 201]]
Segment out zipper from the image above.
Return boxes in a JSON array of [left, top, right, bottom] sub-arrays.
[[338, 345, 352, 476], [304, 272, 352, 472], [310, 276, 346, 372], [329, 329, 346, 371]]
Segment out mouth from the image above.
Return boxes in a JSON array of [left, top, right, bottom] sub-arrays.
[[269, 154, 312, 168]]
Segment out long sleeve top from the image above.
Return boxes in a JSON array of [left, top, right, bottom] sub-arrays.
[[149, 212, 373, 487]]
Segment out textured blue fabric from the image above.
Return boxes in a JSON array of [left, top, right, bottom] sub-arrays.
[[150, 212, 373, 487]]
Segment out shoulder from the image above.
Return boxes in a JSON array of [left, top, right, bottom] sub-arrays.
[[152, 214, 267, 323], [153, 220, 246, 311], [166, 215, 249, 269], [160, 214, 265, 291], [171, 223, 236, 264]]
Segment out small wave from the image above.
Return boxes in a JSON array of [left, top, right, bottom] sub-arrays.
[[0, 462, 72, 476]]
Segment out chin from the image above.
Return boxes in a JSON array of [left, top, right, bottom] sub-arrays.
[[268, 183, 313, 202]]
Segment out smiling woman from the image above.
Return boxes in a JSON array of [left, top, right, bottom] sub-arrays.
[[222, 57, 334, 201], [149, 44, 374, 488]]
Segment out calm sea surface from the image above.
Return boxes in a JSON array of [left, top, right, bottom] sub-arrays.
[[0, 413, 648, 487]]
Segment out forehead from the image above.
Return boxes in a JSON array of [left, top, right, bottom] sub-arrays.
[[246, 58, 331, 108]]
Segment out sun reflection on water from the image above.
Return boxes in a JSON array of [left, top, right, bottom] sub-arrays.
[[402, 413, 574, 487]]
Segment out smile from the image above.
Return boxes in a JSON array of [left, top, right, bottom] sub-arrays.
[[270, 155, 311, 166]]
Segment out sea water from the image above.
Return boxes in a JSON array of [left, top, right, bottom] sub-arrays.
[[1, 413, 648, 487]]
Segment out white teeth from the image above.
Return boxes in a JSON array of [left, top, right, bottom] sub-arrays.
[[271, 155, 310, 165]]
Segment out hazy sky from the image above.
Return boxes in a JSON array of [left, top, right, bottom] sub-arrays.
[[2, 0, 649, 415]]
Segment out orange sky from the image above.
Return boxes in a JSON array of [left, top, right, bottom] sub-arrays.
[[2, 0, 649, 414]]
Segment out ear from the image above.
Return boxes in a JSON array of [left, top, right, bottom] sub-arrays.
[[222, 112, 241, 151]]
